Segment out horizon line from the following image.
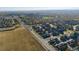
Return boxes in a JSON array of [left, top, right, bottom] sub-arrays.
[[0, 7, 79, 11]]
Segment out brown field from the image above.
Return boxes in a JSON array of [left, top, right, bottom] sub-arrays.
[[0, 26, 45, 51]]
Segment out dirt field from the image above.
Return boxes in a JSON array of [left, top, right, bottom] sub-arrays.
[[0, 26, 45, 51]]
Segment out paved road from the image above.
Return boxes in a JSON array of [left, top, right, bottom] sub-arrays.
[[15, 17, 56, 51], [16, 17, 79, 51]]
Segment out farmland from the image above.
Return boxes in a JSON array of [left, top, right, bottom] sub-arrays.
[[0, 26, 45, 51]]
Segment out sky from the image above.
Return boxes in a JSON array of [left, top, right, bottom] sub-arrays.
[[0, 7, 79, 11]]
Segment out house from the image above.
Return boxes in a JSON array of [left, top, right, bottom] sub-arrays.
[[73, 25, 79, 31]]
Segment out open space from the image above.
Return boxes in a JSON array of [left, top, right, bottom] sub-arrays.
[[0, 26, 45, 51]]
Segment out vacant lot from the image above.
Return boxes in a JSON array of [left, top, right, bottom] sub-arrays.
[[0, 26, 45, 51]]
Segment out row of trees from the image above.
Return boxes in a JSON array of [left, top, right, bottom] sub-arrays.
[[0, 19, 16, 28]]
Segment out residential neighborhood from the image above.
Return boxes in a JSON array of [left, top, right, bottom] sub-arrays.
[[0, 10, 79, 51]]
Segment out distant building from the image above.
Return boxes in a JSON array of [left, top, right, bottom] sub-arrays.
[[73, 25, 79, 31]]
